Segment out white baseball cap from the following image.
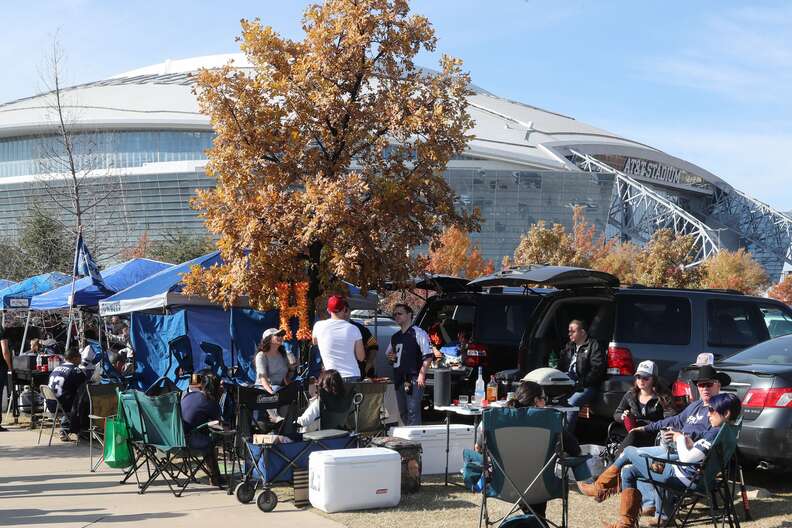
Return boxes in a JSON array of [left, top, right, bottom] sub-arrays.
[[635, 360, 657, 377], [261, 328, 286, 341]]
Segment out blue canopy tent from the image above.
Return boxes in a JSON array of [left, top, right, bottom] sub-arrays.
[[30, 258, 172, 311], [99, 250, 379, 388], [0, 272, 70, 310]]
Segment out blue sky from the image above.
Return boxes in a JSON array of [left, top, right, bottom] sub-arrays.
[[3, 0, 791, 210]]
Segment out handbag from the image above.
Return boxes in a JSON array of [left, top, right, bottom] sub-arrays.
[[103, 396, 132, 469]]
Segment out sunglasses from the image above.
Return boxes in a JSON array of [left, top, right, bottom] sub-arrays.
[[634, 374, 652, 381], [696, 381, 715, 388]]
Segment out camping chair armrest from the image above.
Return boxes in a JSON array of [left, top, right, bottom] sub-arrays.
[[638, 453, 700, 467], [88, 413, 117, 420], [194, 420, 222, 432], [558, 454, 590, 467]]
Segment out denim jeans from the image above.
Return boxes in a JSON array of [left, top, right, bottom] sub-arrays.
[[615, 445, 685, 518], [0, 369, 6, 426], [566, 387, 597, 432], [394, 376, 423, 426]]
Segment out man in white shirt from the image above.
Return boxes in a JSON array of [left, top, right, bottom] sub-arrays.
[[312, 295, 366, 382]]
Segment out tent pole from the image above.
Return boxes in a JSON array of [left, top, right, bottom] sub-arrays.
[[65, 227, 82, 352], [19, 310, 31, 356]]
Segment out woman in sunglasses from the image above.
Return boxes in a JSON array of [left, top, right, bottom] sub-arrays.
[[612, 360, 675, 455]]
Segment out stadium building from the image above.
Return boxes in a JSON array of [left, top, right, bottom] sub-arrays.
[[1, 54, 790, 279]]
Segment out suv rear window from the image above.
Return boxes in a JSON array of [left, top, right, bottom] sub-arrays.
[[616, 295, 691, 345], [707, 300, 770, 347]]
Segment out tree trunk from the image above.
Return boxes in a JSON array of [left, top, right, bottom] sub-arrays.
[[306, 240, 323, 325]]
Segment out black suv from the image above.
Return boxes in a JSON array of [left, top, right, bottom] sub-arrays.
[[412, 276, 548, 398], [469, 266, 792, 424]]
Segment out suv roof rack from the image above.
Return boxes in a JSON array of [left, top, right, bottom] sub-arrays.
[[625, 284, 744, 295]]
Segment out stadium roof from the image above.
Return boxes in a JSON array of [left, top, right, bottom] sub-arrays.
[[0, 54, 723, 182]]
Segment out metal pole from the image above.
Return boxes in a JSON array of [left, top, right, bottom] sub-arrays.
[[64, 229, 82, 352]]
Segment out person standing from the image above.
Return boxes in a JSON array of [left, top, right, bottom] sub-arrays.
[[386, 304, 432, 426], [558, 319, 606, 432], [312, 295, 365, 382], [340, 309, 378, 378], [0, 326, 10, 432]]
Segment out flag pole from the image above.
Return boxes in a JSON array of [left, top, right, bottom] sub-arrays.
[[64, 227, 82, 352]]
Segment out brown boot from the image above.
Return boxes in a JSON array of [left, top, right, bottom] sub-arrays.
[[641, 506, 656, 517], [578, 464, 621, 502], [603, 488, 642, 528]]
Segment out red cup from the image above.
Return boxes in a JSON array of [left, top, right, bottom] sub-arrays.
[[624, 414, 637, 432]]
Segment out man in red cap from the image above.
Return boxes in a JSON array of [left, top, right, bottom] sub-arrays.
[[312, 295, 366, 382]]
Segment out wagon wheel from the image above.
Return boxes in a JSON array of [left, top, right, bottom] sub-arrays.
[[235, 481, 255, 504], [257, 489, 278, 512]]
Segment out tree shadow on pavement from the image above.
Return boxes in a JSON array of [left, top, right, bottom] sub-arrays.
[[1, 508, 185, 526]]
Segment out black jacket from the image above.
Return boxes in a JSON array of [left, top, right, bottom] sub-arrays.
[[558, 338, 606, 389], [613, 390, 675, 424]]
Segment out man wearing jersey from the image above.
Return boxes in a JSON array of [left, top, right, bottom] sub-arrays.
[[47, 348, 87, 441], [386, 303, 432, 426]]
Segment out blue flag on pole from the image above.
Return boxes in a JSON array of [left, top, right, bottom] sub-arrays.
[[73, 233, 108, 290]]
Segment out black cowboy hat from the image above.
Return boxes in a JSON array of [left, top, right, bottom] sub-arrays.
[[692, 364, 731, 387]]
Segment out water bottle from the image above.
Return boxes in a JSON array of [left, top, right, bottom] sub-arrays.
[[548, 350, 559, 369], [474, 367, 486, 405]]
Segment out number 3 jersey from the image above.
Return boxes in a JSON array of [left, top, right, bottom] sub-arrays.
[[48, 363, 87, 412]]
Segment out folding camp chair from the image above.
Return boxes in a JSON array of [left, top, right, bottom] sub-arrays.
[[118, 389, 216, 497], [639, 422, 742, 528], [346, 382, 387, 445], [38, 385, 65, 447], [477, 407, 585, 528], [87, 383, 121, 472]]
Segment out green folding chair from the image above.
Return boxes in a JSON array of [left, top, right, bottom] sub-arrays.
[[119, 389, 214, 497], [639, 421, 742, 528]]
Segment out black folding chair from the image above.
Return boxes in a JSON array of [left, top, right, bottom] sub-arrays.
[[639, 422, 742, 528]]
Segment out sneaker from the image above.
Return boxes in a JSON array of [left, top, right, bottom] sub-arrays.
[[0, 425, 8, 432], [59, 431, 71, 442]]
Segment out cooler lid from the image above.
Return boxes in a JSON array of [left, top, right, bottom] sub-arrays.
[[310, 447, 400, 465], [391, 424, 474, 440]]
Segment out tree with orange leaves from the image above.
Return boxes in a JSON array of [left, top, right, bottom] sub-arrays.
[[425, 226, 494, 278], [768, 274, 792, 306], [699, 248, 768, 295], [183, 0, 478, 312], [513, 207, 612, 268]]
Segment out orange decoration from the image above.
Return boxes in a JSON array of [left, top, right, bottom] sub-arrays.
[[275, 282, 312, 341]]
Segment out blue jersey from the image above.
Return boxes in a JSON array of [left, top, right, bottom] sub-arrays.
[[48, 363, 86, 412], [645, 399, 711, 440]]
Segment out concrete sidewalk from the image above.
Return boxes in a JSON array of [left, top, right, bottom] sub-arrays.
[[0, 425, 343, 528]]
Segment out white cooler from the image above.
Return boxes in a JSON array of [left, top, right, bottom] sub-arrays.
[[390, 424, 475, 475], [309, 447, 401, 513]]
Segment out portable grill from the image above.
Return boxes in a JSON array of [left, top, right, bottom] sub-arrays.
[[521, 367, 576, 405]]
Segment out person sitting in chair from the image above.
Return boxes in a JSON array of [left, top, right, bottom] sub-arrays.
[[296, 369, 346, 432], [181, 370, 223, 486], [611, 360, 675, 456], [474, 381, 590, 520], [592, 393, 741, 528], [580, 364, 731, 522], [47, 348, 87, 442]]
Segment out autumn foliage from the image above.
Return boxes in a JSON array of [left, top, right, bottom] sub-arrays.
[[513, 207, 613, 268], [424, 226, 494, 278], [512, 209, 769, 292], [184, 0, 478, 310], [769, 274, 792, 305], [699, 248, 769, 295]]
